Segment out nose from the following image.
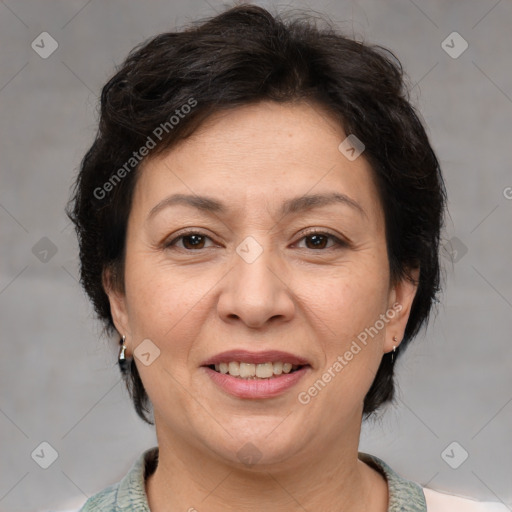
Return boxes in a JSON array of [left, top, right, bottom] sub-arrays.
[[216, 240, 295, 329]]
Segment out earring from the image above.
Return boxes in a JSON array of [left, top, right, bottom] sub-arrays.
[[118, 335, 129, 374], [391, 336, 398, 364]]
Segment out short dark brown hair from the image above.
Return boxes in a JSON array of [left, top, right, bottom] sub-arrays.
[[67, 4, 446, 424]]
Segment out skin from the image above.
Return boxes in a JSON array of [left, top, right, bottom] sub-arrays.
[[105, 100, 419, 512]]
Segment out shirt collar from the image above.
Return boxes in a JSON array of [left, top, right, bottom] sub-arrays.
[[114, 447, 426, 511], [359, 452, 427, 511], [115, 446, 157, 510]]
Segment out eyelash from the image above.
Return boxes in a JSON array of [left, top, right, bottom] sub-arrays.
[[164, 229, 348, 252]]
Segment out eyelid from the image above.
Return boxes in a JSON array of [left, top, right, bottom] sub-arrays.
[[293, 228, 349, 249], [163, 228, 217, 249], [164, 227, 349, 251]]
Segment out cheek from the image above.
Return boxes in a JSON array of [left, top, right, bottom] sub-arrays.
[[124, 252, 199, 331], [300, 260, 390, 339], [122, 262, 204, 406], [122, 252, 221, 381], [296, 259, 390, 411], [296, 274, 388, 420]]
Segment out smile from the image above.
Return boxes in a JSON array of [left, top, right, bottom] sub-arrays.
[[203, 364, 310, 399], [210, 361, 303, 379]]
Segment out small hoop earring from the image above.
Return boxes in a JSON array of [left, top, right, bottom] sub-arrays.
[[118, 335, 129, 374]]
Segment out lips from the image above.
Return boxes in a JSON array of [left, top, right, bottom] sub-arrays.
[[201, 349, 310, 367], [203, 365, 310, 399], [200, 349, 311, 399]]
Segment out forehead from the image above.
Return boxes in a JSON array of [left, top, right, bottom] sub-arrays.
[[133, 101, 383, 224]]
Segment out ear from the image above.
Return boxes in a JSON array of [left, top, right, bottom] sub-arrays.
[[102, 266, 131, 343], [383, 267, 420, 354]]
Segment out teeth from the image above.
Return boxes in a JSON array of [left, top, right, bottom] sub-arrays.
[[228, 361, 240, 376], [256, 362, 273, 378], [239, 363, 256, 378], [212, 361, 302, 379], [273, 362, 283, 375]]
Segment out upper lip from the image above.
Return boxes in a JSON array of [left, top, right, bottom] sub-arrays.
[[201, 350, 310, 366]]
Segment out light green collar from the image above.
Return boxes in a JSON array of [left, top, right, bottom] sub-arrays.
[[81, 446, 427, 511]]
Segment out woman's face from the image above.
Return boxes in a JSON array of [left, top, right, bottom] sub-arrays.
[[107, 101, 417, 468]]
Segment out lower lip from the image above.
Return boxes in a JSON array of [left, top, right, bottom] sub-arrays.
[[203, 366, 309, 399]]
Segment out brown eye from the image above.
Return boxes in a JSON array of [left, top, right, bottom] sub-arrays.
[[304, 233, 330, 249], [296, 231, 346, 250], [165, 232, 214, 250], [181, 234, 207, 250]]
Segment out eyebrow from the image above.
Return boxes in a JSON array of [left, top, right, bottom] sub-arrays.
[[147, 191, 366, 221]]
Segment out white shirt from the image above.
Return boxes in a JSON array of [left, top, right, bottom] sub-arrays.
[[423, 487, 510, 511]]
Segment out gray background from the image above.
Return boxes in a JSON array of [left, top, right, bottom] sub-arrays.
[[1, 0, 511, 510]]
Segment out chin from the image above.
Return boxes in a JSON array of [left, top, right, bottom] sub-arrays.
[[203, 428, 305, 470]]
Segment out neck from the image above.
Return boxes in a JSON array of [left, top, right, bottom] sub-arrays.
[[146, 416, 388, 512]]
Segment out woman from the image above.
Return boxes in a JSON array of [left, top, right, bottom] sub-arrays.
[[67, 4, 507, 511]]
